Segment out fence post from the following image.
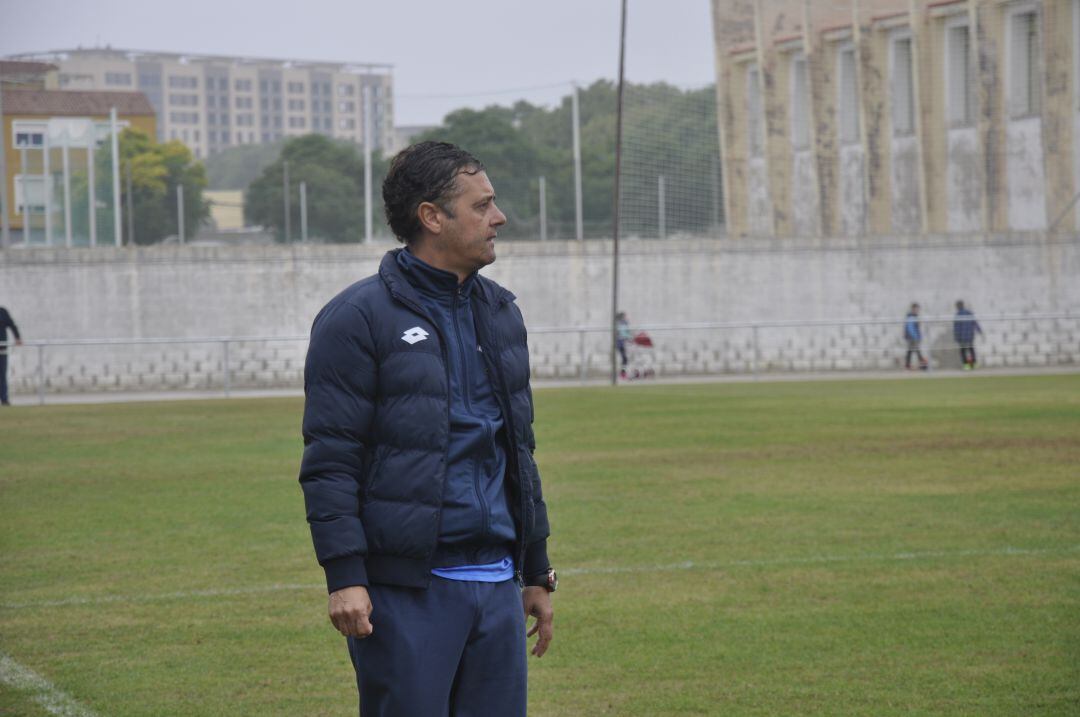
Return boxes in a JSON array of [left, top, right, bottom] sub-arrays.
[[751, 325, 759, 380], [539, 176, 547, 242], [658, 175, 666, 239], [579, 329, 587, 383], [177, 184, 185, 245], [223, 340, 231, 398], [37, 344, 45, 405]]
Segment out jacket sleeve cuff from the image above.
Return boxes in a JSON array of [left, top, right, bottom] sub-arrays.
[[323, 555, 369, 594], [522, 539, 550, 579]]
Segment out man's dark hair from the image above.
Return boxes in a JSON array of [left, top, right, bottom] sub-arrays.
[[382, 141, 484, 244]]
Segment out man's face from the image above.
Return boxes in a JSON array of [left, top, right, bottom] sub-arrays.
[[436, 170, 506, 276]]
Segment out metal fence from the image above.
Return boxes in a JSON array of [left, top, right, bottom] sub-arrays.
[[6, 313, 1077, 404]]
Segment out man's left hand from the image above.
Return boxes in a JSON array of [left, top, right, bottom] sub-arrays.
[[522, 586, 553, 658]]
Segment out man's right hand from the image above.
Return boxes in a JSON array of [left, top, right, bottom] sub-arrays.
[[328, 585, 373, 638]]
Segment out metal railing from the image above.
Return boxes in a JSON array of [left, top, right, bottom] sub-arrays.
[[6, 312, 1077, 404]]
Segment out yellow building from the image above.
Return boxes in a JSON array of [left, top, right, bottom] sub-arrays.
[[712, 0, 1080, 237], [2, 64, 156, 246], [204, 189, 245, 231]]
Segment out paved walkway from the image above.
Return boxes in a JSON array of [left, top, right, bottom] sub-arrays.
[[5, 366, 1077, 407]]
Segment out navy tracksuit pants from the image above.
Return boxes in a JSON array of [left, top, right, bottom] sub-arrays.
[[347, 577, 527, 716]]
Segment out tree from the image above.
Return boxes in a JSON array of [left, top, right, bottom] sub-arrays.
[[409, 80, 722, 240], [71, 128, 209, 245], [203, 140, 286, 190], [245, 134, 387, 243]]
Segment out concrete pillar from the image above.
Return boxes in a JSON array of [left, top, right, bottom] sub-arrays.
[[1042, 0, 1078, 229]]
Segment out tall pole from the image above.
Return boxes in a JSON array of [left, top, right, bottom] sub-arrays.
[[611, 0, 628, 386], [110, 108, 122, 247], [710, 154, 720, 230], [177, 183, 185, 244], [20, 148, 29, 244], [571, 82, 584, 241], [363, 85, 373, 244], [300, 180, 308, 243], [62, 131, 73, 247], [43, 131, 52, 245], [282, 159, 291, 242], [658, 175, 666, 239], [125, 161, 135, 245], [87, 138, 97, 247], [539, 176, 547, 241], [0, 84, 10, 249]]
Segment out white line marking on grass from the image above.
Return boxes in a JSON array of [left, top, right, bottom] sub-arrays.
[[0, 652, 98, 717], [560, 544, 1080, 576], [0, 583, 324, 610], [2, 545, 1077, 611]]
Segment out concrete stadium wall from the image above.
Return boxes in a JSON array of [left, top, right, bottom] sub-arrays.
[[1, 233, 1077, 395]]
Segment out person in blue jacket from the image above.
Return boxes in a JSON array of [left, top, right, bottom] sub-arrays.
[[0, 307, 22, 406], [953, 300, 983, 370], [299, 141, 555, 716], [904, 303, 927, 370]]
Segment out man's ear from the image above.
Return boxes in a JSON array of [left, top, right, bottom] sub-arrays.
[[417, 202, 442, 236]]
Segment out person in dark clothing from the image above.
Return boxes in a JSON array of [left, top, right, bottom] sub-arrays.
[[299, 141, 555, 717], [0, 307, 23, 406], [953, 300, 983, 370], [904, 303, 927, 370]]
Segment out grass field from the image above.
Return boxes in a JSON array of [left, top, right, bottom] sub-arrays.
[[1, 374, 1079, 716]]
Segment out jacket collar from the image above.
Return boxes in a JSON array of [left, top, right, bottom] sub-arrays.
[[380, 248, 515, 309], [395, 247, 478, 299]]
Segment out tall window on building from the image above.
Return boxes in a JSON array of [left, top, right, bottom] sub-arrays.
[[1008, 8, 1040, 118], [891, 34, 915, 136], [746, 63, 764, 157], [946, 22, 975, 126], [790, 54, 810, 150], [838, 44, 860, 145]]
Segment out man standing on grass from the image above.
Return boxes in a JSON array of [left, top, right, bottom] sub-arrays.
[[0, 306, 23, 406], [299, 141, 555, 716]]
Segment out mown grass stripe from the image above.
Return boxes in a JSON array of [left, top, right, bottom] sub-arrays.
[[3, 544, 1075, 611]]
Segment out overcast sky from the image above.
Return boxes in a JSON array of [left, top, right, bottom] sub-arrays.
[[0, 0, 717, 126]]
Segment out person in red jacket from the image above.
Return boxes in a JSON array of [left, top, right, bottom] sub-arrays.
[[0, 307, 23, 406]]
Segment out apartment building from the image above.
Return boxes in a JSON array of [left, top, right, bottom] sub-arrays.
[[6, 48, 394, 159], [711, 0, 1080, 236], [1, 60, 157, 246]]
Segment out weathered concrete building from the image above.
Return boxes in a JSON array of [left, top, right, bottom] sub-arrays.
[[712, 0, 1080, 236]]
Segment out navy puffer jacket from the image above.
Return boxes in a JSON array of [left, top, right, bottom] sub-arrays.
[[299, 250, 550, 593]]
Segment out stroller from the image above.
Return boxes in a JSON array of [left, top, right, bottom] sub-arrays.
[[620, 331, 656, 380]]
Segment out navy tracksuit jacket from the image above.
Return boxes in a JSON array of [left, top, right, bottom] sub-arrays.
[[299, 249, 550, 593]]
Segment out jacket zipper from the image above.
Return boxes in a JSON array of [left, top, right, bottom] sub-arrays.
[[452, 287, 491, 540], [388, 273, 525, 580], [477, 293, 529, 581]]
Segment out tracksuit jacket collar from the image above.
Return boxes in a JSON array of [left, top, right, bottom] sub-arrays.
[[379, 248, 516, 311], [395, 247, 478, 300]]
